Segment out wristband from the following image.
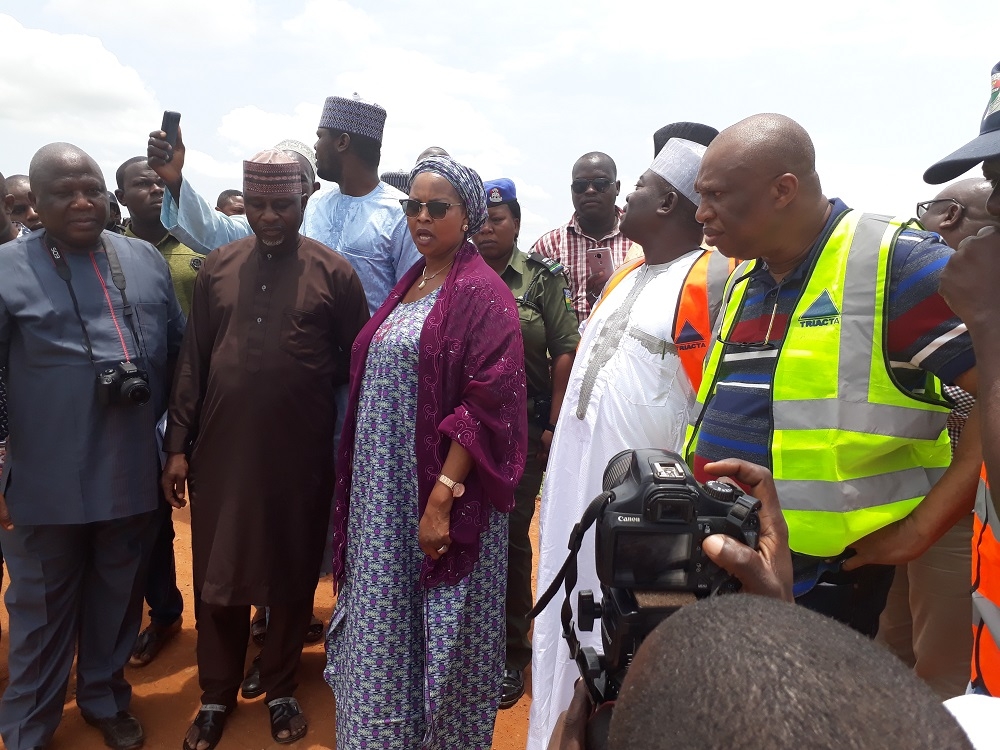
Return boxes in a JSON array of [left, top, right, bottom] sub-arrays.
[[545, 423, 557, 433]]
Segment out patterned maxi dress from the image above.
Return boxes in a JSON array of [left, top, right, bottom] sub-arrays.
[[325, 289, 508, 750]]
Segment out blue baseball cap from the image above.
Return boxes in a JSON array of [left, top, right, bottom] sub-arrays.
[[924, 60, 1000, 184], [484, 178, 517, 206]]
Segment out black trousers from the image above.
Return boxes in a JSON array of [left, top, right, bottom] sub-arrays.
[[0, 511, 156, 750], [197, 596, 313, 705], [506, 423, 545, 671], [142, 497, 184, 627], [795, 563, 896, 638]]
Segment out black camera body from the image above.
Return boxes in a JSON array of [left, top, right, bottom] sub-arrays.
[[97, 361, 151, 407], [574, 449, 761, 704]]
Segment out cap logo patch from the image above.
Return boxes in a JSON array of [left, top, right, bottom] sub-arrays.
[[489, 187, 503, 203], [987, 72, 1000, 118]]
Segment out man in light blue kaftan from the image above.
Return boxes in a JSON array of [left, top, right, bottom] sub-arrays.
[[147, 99, 420, 315]]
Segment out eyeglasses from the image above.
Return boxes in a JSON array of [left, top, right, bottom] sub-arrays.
[[915, 198, 965, 219], [715, 269, 780, 350], [571, 178, 615, 194], [399, 199, 462, 220]]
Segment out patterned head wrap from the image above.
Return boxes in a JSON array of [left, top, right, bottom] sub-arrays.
[[410, 156, 487, 236], [243, 149, 301, 195], [380, 169, 410, 193], [318, 93, 387, 143]]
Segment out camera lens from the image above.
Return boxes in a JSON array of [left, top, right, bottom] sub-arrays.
[[122, 378, 151, 406]]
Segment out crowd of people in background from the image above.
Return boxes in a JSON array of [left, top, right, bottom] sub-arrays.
[[0, 57, 999, 750]]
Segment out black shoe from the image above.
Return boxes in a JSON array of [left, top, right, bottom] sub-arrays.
[[82, 710, 144, 750], [499, 668, 524, 710], [241, 653, 263, 699], [129, 618, 182, 667]]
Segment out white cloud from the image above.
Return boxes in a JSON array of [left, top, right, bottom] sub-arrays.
[[0, 14, 159, 167], [216, 103, 322, 154], [40, 0, 260, 47], [282, 0, 378, 41]]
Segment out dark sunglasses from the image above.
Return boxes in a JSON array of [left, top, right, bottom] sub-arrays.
[[399, 198, 462, 220], [571, 178, 615, 194]]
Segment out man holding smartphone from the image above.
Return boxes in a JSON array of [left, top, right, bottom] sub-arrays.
[[531, 152, 633, 323]]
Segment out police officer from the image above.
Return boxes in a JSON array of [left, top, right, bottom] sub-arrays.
[[474, 178, 580, 709]]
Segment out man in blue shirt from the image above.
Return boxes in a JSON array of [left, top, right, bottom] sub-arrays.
[[0, 143, 186, 750], [147, 96, 420, 315]]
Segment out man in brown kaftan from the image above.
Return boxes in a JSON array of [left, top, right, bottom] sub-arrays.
[[162, 150, 369, 749]]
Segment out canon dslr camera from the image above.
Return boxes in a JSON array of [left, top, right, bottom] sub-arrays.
[[573, 449, 761, 703], [97, 361, 151, 407]]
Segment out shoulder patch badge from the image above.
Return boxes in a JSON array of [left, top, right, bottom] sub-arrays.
[[563, 287, 573, 312], [528, 251, 566, 276]]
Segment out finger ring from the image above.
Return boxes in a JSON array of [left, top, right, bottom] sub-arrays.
[[437, 545, 448, 554]]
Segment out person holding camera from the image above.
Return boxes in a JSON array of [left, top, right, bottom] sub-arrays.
[[473, 177, 580, 710], [0, 143, 186, 750]]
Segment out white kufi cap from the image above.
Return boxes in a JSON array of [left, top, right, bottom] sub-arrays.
[[648, 137, 706, 206]]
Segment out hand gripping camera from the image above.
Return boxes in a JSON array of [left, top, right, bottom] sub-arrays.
[[530, 449, 761, 705]]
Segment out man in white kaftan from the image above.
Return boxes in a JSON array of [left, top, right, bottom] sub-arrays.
[[528, 136, 727, 748]]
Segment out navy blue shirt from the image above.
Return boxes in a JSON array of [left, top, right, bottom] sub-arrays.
[[0, 230, 186, 524]]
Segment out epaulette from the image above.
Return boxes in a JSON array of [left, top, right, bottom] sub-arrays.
[[528, 251, 566, 277]]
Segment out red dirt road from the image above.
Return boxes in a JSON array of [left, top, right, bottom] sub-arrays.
[[0, 501, 539, 749]]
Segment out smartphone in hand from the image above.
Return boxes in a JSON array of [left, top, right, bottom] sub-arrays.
[[586, 247, 615, 278], [161, 111, 181, 153]]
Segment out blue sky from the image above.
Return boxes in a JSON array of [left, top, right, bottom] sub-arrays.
[[2, 1, 996, 244]]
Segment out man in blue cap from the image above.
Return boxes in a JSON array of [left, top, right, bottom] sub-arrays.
[[472, 177, 580, 710], [931, 59, 1000, 699]]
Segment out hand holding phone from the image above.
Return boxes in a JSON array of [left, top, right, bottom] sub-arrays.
[[161, 111, 181, 152]]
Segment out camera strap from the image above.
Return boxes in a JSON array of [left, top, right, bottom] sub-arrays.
[[47, 234, 144, 365], [527, 491, 614, 658]]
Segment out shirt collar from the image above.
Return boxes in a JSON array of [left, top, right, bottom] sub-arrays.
[[503, 244, 527, 277], [750, 198, 851, 285], [569, 206, 624, 243], [124, 221, 173, 249]]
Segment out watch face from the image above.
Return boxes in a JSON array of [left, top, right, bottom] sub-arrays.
[[453, 482, 466, 498]]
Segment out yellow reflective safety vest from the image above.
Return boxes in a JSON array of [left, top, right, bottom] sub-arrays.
[[685, 211, 953, 557]]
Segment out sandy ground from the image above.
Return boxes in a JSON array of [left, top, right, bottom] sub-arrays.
[[0, 499, 540, 750]]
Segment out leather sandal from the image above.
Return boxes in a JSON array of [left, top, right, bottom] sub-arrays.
[[182, 704, 232, 750], [267, 696, 308, 745]]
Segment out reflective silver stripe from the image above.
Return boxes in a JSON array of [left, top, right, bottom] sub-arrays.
[[773, 466, 946, 511], [836, 213, 892, 402], [973, 591, 1000, 637], [773, 399, 947, 440], [705, 250, 733, 325]]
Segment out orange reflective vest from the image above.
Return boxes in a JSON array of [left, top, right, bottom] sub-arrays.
[[591, 249, 736, 391], [973, 466, 1000, 695]]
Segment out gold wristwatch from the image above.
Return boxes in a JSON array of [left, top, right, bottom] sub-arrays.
[[437, 474, 466, 497]]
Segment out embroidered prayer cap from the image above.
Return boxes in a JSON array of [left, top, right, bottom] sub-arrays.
[[653, 121, 719, 156], [380, 169, 410, 193], [925, 60, 1000, 184], [410, 156, 488, 235], [484, 178, 517, 206], [243, 149, 302, 196], [318, 93, 387, 143], [274, 139, 317, 182], [648, 137, 707, 207]]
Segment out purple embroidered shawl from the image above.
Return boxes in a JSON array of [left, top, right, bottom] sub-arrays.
[[331, 242, 527, 588]]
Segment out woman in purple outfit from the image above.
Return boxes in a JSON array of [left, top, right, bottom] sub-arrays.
[[325, 155, 527, 749]]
